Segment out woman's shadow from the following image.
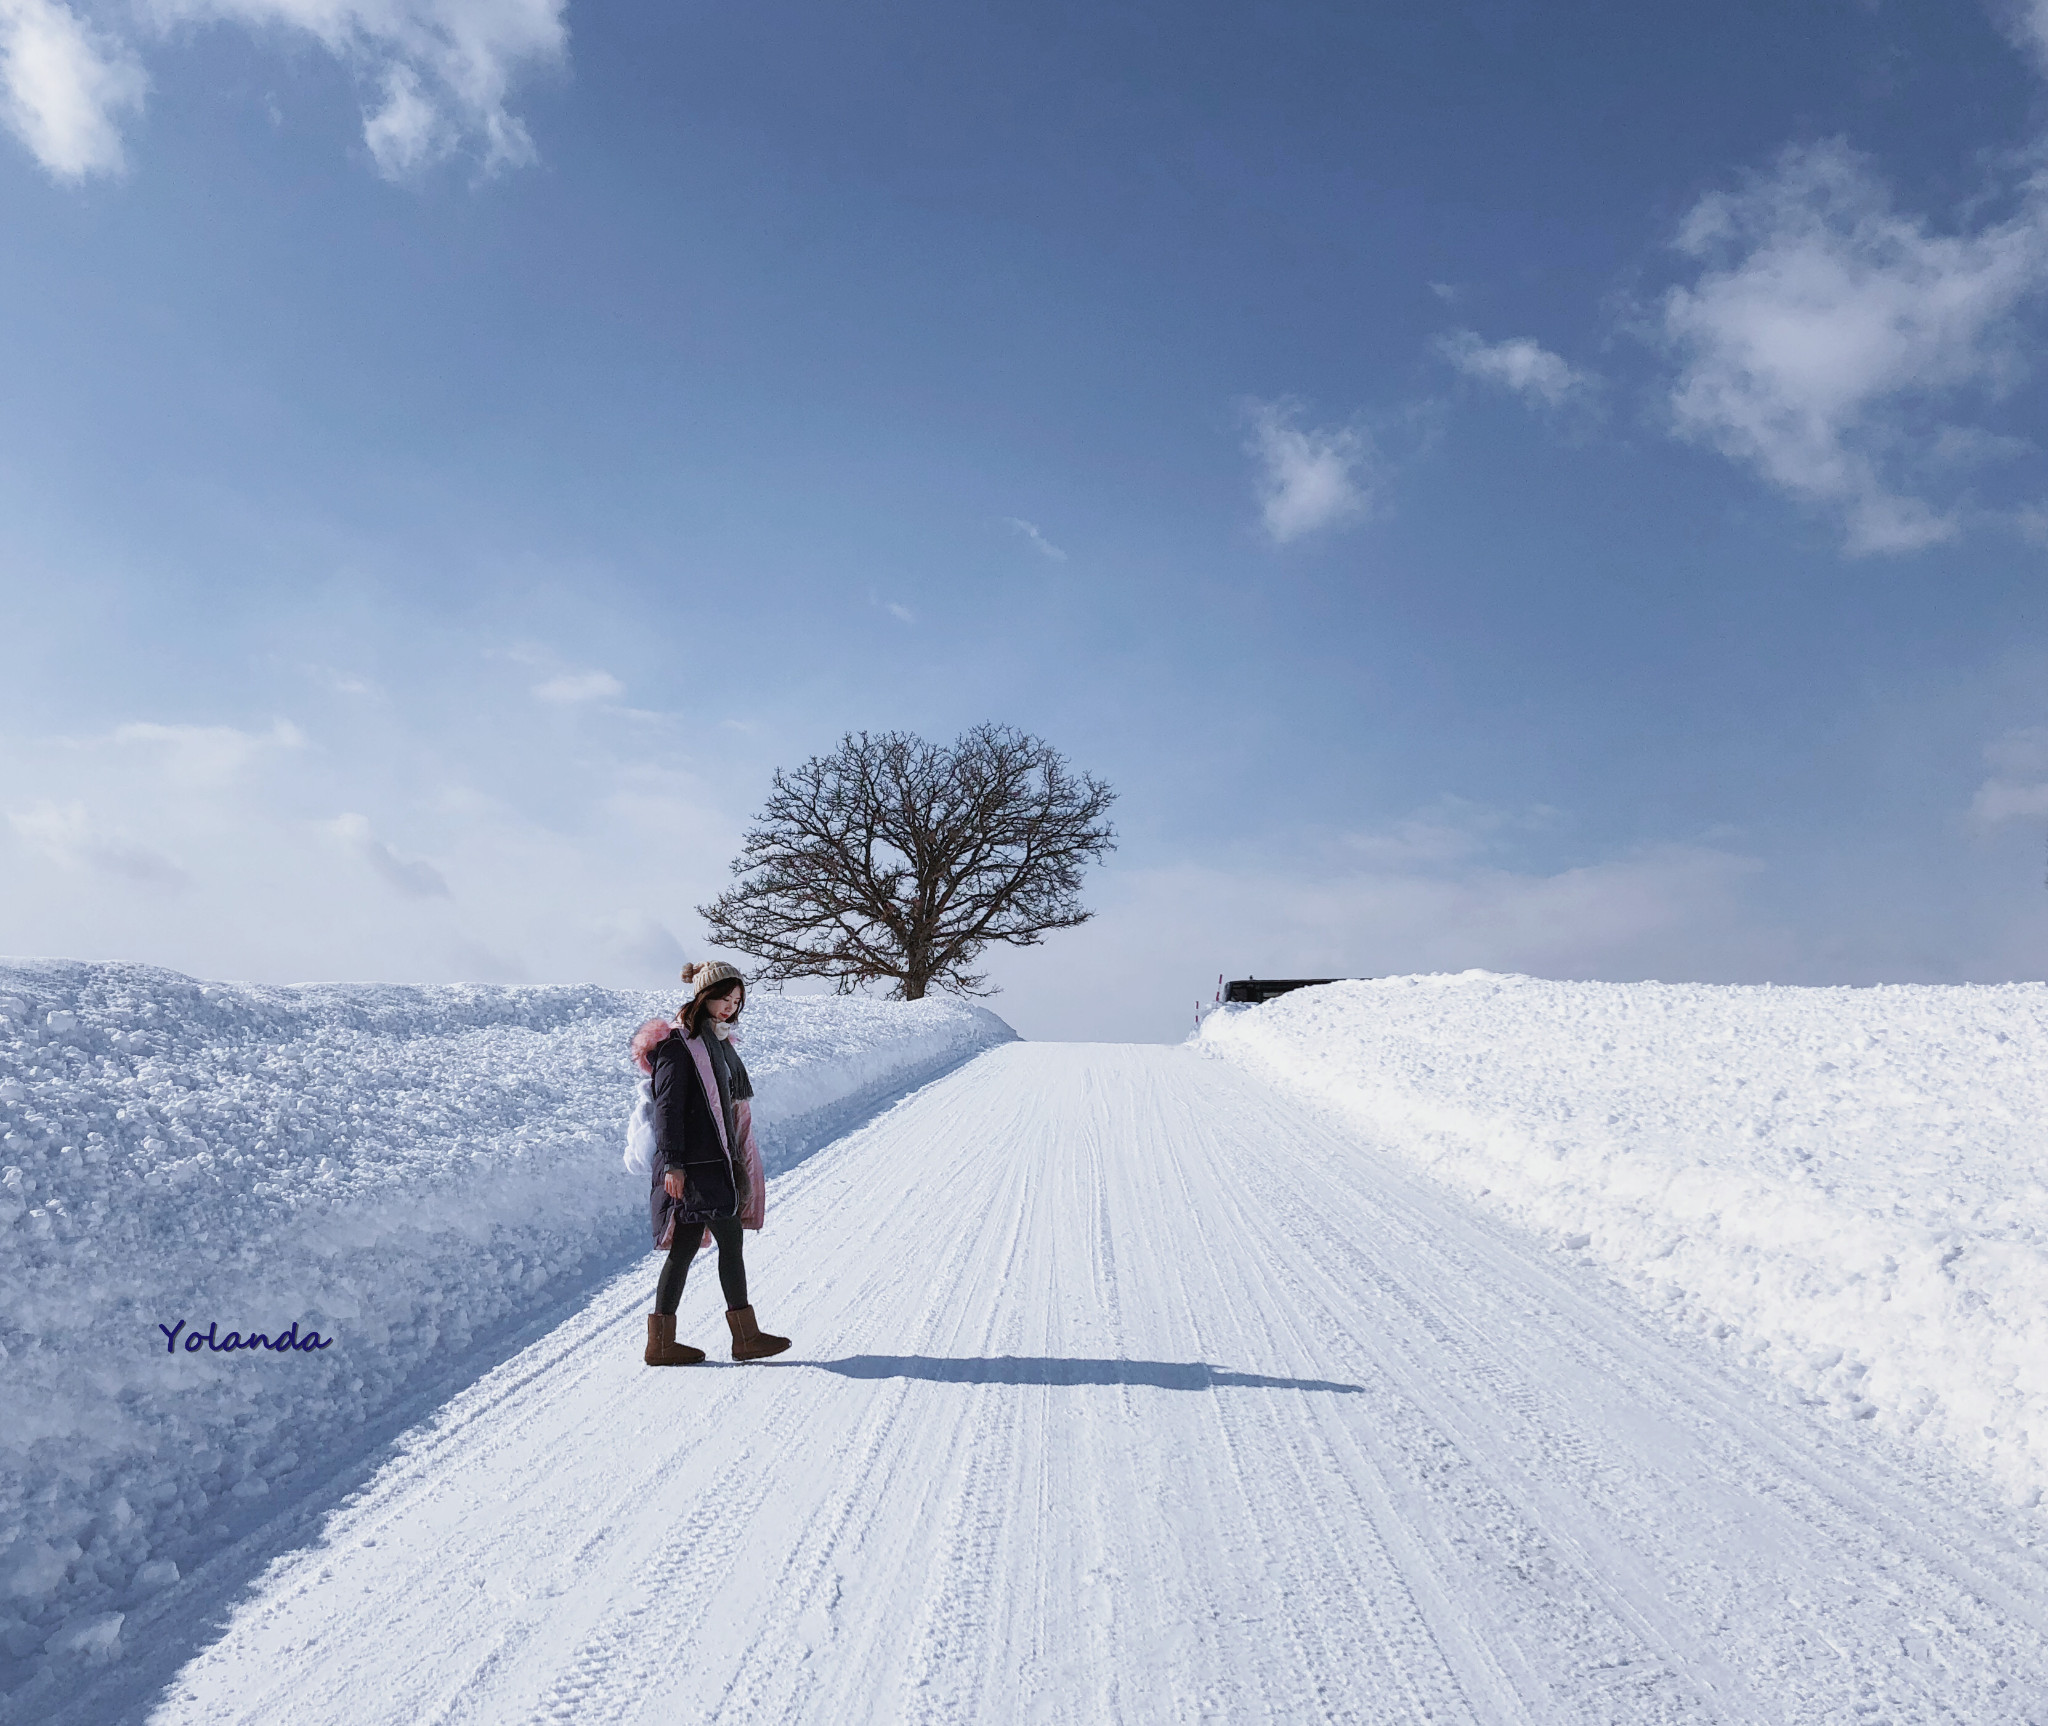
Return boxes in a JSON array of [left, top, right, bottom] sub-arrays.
[[755, 1355, 1365, 1393]]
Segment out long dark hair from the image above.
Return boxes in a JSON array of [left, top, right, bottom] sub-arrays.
[[679, 978, 744, 1038]]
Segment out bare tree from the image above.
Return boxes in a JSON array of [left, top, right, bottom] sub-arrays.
[[699, 726, 1117, 999]]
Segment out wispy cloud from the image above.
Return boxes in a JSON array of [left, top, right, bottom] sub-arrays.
[[326, 812, 451, 898], [0, 0, 144, 180], [1971, 778, 2048, 824], [106, 719, 306, 784], [1993, 0, 2048, 72], [997, 821, 1775, 1041], [1342, 796, 1561, 870], [0, 0, 565, 182], [1243, 398, 1374, 544], [1439, 330, 1594, 408], [317, 668, 379, 697], [1002, 517, 1069, 562], [1660, 139, 2048, 555], [7, 799, 188, 886], [190, 0, 567, 178], [361, 61, 439, 177], [1969, 724, 2048, 824], [595, 911, 686, 980], [533, 670, 624, 704], [0, 697, 740, 990], [444, 933, 525, 981]]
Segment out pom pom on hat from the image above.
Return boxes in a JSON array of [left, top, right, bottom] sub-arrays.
[[680, 959, 745, 1000]]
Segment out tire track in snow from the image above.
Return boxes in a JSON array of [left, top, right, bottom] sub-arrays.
[[518, 1080, 1039, 1726], [1159, 1057, 1722, 1721], [1218, 1053, 2047, 1723], [1209, 1134, 1724, 1721], [1134, 1059, 1489, 1725], [892, 1086, 1052, 1725]]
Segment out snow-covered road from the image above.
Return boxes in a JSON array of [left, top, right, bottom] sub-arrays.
[[135, 1043, 2048, 1724]]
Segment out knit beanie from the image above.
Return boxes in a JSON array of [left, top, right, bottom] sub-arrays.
[[680, 960, 745, 1003]]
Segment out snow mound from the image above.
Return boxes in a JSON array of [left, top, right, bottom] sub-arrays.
[[0, 961, 1010, 1687], [1200, 972, 2048, 1508]]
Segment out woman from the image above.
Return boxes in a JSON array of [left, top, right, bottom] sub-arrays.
[[631, 960, 791, 1365]]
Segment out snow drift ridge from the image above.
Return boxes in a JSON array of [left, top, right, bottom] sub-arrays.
[[1201, 972, 2048, 1509], [0, 960, 1011, 1702]]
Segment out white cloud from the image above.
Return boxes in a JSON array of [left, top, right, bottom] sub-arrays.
[[444, 933, 524, 980], [361, 59, 438, 176], [1970, 724, 2048, 824], [886, 601, 915, 624], [0, 0, 564, 181], [593, 911, 687, 984], [1971, 779, 2048, 824], [158, 0, 567, 178], [317, 668, 379, 696], [7, 799, 189, 886], [1927, 424, 2032, 468], [1439, 330, 1593, 407], [161, 0, 569, 174], [1993, 0, 2048, 73], [1661, 139, 2048, 555], [532, 669, 623, 703], [986, 818, 1772, 1043], [0, 693, 741, 992], [1244, 398, 1373, 544], [1002, 517, 1069, 562], [326, 811, 451, 897], [0, 0, 145, 179], [1985, 724, 2048, 777], [1272, 844, 1762, 977], [107, 718, 305, 782], [1342, 796, 1560, 870]]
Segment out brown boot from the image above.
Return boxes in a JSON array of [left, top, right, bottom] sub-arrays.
[[645, 1312, 705, 1366], [725, 1305, 790, 1361]]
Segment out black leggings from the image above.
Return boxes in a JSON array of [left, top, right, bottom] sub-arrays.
[[655, 1217, 749, 1316]]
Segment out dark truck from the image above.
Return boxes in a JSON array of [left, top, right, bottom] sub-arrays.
[[1222, 978, 1350, 1004]]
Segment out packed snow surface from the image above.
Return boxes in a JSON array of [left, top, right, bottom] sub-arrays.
[[84, 1044, 2048, 1724], [0, 960, 1010, 1705], [1200, 972, 2048, 1507]]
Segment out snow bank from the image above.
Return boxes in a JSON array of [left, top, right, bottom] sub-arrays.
[[0, 961, 1010, 1688], [1200, 973, 2048, 1507]]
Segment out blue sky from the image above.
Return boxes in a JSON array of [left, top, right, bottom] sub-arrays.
[[5, 0, 2048, 1040]]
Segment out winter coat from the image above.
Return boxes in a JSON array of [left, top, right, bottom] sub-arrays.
[[646, 1028, 766, 1252]]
